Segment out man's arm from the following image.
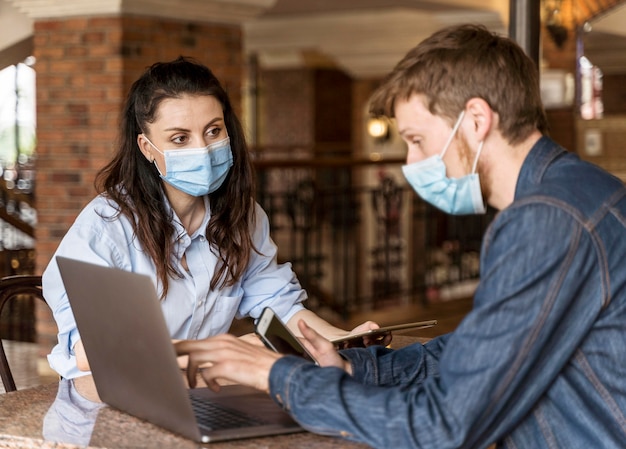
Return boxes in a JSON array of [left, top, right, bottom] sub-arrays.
[[268, 204, 604, 448]]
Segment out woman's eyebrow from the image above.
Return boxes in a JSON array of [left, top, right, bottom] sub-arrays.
[[163, 117, 224, 133], [163, 126, 190, 132]]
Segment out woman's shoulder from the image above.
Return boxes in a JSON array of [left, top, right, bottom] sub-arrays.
[[75, 194, 120, 216], [72, 194, 133, 229], [252, 201, 271, 225]]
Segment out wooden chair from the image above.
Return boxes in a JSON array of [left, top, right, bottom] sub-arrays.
[[0, 275, 44, 392]]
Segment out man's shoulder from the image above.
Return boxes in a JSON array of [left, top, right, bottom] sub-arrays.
[[517, 141, 625, 216]]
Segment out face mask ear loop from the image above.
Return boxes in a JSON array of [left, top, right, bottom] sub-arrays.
[[141, 134, 164, 156], [140, 134, 165, 176], [471, 140, 484, 174], [440, 110, 466, 159]]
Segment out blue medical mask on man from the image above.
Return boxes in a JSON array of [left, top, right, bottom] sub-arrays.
[[401, 111, 486, 215], [143, 136, 233, 197]]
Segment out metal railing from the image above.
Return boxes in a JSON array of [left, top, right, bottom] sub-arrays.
[[254, 154, 492, 320]]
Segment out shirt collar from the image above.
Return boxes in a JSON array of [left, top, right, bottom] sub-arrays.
[[515, 135, 567, 200], [165, 194, 211, 246]]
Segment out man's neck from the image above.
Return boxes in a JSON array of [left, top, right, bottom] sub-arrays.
[[483, 131, 543, 211]]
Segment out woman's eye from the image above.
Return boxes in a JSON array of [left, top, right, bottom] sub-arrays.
[[172, 135, 187, 144], [206, 127, 221, 137]]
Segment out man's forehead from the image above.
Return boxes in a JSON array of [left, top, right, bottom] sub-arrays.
[[393, 93, 429, 113], [394, 94, 434, 126]]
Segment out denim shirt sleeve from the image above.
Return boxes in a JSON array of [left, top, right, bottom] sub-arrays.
[[268, 202, 605, 449], [340, 334, 450, 386]]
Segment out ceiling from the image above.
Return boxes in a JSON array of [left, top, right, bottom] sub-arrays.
[[1, 0, 625, 77], [258, 0, 484, 16], [0, 0, 509, 77], [247, 0, 626, 77], [245, 0, 508, 78]]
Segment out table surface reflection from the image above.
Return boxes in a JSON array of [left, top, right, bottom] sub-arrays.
[[0, 336, 424, 449]]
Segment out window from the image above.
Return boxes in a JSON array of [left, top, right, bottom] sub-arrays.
[[0, 58, 36, 252]]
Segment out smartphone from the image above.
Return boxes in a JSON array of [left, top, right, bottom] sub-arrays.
[[255, 307, 317, 363], [330, 319, 438, 348]]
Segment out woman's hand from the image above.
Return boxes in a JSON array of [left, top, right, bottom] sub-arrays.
[[74, 339, 91, 371], [336, 320, 392, 349], [285, 310, 389, 348]]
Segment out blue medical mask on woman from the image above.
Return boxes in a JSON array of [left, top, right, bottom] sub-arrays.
[[401, 111, 486, 215], [144, 136, 233, 197]]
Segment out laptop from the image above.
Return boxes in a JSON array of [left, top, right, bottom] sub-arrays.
[[55, 256, 303, 443]]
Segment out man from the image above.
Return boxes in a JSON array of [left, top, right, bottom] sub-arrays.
[[176, 24, 626, 448]]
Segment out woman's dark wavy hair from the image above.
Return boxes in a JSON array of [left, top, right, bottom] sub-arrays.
[[95, 56, 256, 298]]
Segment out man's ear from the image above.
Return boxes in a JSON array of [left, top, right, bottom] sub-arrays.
[[464, 97, 494, 143]]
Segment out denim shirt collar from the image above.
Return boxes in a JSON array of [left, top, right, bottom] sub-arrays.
[[515, 135, 567, 200]]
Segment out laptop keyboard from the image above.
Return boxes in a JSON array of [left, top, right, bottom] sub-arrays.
[[190, 395, 268, 431]]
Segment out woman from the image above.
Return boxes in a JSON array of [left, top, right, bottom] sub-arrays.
[[43, 56, 377, 379]]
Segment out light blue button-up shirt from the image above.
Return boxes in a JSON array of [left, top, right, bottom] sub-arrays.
[[43, 194, 306, 379]]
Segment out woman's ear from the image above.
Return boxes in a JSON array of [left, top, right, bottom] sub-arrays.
[[464, 97, 494, 143], [136, 134, 154, 162]]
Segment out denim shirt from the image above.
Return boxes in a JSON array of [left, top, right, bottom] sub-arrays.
[[269, 136, 626, 449], [43, 194, 305, 379]]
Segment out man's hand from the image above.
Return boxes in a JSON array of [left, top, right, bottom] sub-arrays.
[[238, 332, 264, 346], [175, 334, 282, 393], [297, 320, 353, 374], [175, 319, 355, 394]]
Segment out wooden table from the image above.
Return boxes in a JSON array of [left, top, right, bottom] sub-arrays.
[[0, 336, 424, 449]]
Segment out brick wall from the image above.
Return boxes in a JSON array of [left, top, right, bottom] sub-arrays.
[[33, 14, 243, 356]]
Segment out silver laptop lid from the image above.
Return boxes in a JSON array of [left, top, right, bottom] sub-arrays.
[[56, 256, 202, 441]]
